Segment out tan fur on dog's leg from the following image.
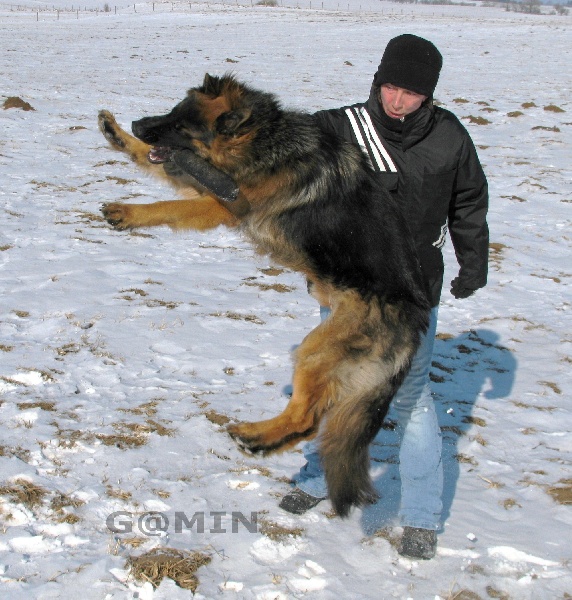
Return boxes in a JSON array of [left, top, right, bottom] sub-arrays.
[[102, 198, 238, 231]]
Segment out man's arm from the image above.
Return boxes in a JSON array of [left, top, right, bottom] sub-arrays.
[[448, 134, 489, 298]]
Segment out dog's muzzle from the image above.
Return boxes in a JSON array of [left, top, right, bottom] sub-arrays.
[[147, 146, 172, 164]]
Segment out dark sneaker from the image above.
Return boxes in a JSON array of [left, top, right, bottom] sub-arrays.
[[398, 527, 437, 560], [279, 488, 325, 514]]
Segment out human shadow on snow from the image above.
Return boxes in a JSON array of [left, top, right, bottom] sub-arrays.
[[360, 328, 517, 536]]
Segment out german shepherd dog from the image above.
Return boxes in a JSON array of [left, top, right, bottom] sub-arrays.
[[98, 74, 430, 517]]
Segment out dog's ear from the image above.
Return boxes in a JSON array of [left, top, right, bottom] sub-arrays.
[[202, 73, 220, 95], [215, 108, 252, 136]]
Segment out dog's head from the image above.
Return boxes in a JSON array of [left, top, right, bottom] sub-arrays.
[[132, 74, 276, 173]]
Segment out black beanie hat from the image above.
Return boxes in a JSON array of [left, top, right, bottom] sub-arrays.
[[373, 34, 443, 97]]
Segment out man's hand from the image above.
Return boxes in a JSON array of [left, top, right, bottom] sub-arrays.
[[450, 277, 478, 299]]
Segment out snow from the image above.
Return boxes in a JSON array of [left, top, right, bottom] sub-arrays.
[[1, 1, 571, 598]]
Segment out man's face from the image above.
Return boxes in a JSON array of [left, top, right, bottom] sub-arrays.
[[379, 84, 428, 120]]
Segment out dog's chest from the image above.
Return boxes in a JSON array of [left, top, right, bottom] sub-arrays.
[[242, 212, 302, 269]]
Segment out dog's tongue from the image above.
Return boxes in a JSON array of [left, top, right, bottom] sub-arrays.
[[148, 147, 171, 164]]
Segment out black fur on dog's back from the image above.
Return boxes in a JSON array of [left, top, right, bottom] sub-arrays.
[[275, 127, 430, 328], [202, 77, 428, 313]]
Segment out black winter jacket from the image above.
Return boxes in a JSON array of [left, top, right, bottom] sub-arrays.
[[314, 87, 489, 307]]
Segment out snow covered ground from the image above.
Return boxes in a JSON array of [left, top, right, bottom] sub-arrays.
[[1, 1, 571, 598]]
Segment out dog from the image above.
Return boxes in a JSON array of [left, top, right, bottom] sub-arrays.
[[98, 73, 430, 517]]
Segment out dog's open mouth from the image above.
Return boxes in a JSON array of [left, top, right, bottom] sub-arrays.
[[148, 146, 172, 164]]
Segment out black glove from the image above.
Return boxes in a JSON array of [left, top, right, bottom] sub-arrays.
[[450, 277, 477, 299], [170, 149, 239, 203]]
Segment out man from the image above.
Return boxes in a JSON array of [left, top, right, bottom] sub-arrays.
[[172, 34, 489, 560], [278, 34, 489, 560]]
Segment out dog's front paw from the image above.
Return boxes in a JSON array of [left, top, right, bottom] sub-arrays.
[[227, 423, 263, 456], [101, 202, 136, 230], [98, 110, 126, 149]]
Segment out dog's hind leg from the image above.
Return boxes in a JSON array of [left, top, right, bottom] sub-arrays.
[[226, 291, 373, 454], [227, 318, 343, 454], [228, 290, 423, 517], [227, 291, 386, 454]]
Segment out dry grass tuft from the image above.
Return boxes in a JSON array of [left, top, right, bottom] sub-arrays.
[[539, 380, 562, 394], [462, 416, 487, 427], [543, 104, 565, 113], [242, 281, 294, 293], [203, 409, 231, 426], [259, 267, 286, 276], [209, 311, 265, 325], [229, 464, 273, 478], [478, 476, 504, 489], [151, 488, 171, 499], [487, 241, 508, 271], [96, 432, 147, 450], [0, 479, 49, 510], [126, 547, 211, 592], [106, 485, 132, 501], [485, 585, 510, 599], [532, 125, 561, 133], [96, 420, 175, 449], [17, 401, 56, 412], [144, 298, 180, 310], [259, 518, 304, 542], [501, 194, 526, 203], [121, 537, 147, 549], [501, 498, 521, 510], [436, 332, 455, 341], [0, 479, 83, 523], [472, 433, 488, 447], [464, 115, 491, 125], [118, 399, 160, 417], [50, 492, 84, 523], [455, 453, 478, 466], [511, 400, 556, 412], [547, 479, 572, 505], [0, 445, 31, 462], [3, 96, 35, 111]]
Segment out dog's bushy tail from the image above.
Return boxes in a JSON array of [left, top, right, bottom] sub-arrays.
[[319, 385, 401, 517], [318, 303, 422, 518]]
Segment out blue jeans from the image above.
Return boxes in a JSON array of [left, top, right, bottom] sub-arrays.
[[296, 307, 443, 530]]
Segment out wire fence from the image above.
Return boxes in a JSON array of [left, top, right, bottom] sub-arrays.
[[1, 0, 389, 18], [1, 0, 561, 20]]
